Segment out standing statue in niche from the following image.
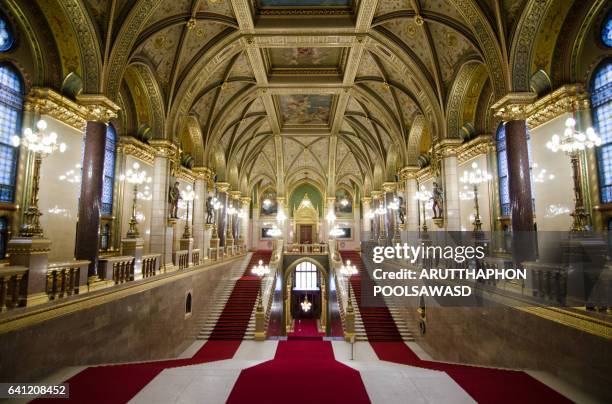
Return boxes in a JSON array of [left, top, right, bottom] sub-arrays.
[[205, 196, 215, 224], [431, 182, 444, 219], [168, 181, 181, 219], [398, 196, 406, 224]]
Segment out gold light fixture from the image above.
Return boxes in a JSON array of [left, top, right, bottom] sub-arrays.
[[119, 162, 151, 238]]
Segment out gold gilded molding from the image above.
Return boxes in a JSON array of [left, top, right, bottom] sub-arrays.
[[516, 306, 611, 340], [176, 166, 195, 183], [192, 166, 215, 187], [456, 135, 494, 164], [526, 84, 589, 129], [370, 191, 382, 200], [230, 191, 242, 201], [216, 182, 231, 193], [382, 182, 397, 193], [361, 196, 372, 204], [76, 94, 120, 123], [398, 166, 420, 181], [24, 88, 88, 131], [492, 92, 538, 121], [240, 196, 251, 205], [435, 138, 463, 158], [149, 139, 179, 159], [117, 136, 155, 165]]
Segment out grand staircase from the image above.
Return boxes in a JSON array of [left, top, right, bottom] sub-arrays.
[[197, 251, 272, 341], [341, 251, 414, 342]]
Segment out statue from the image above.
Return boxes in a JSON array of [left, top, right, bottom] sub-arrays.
[[398, 197, 406, 224], [206, 196, 215, 224], [431, 182, 443, 219], [168, 181, 181, 219]]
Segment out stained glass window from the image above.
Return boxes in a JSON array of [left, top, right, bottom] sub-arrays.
[[592, 61, 612, 203], [496, 123, 535, 216], [295, 262, 318, 290], [0, 64, 23, 203], [0, 16, 14, 52], [101, 125, 116, 216], [603, 15, 612, 48]]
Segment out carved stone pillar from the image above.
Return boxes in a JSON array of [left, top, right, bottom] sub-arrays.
[[361, 197, 372, 234], [216, 182, 230, 248], [192, 167, 214, 258], [400, 166, 420, 233], [149, 140, 179, 269], [437, 140, 463, 231], [371, 191, 382, 241], [74, 95, 119, 277], [240, 196, 251, 248], [383, 182, 398, 243]]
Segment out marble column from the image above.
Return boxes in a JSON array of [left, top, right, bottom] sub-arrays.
[[505, 120, 534, 232], [361, 197, 372, 238], [371, 191, 381, 241], [404, 169, 419, 232], [148, 141, 177, 269], [383, 182, 396, 241], [74, 121, 106, 277], [192, 177, 206, 255], [436, 140, 462, 231], [216, 183, 230, 247], [240, 197, 251, 248]]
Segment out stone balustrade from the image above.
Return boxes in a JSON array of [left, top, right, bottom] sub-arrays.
[[174, 250, 189, 270], [98, 256, 134, 285], [46, 260, 89, 300], [192, 249, 200, 266], [141, 254, 161, 279], [284, 243, 328, 255], [0, 266, 28, 311]]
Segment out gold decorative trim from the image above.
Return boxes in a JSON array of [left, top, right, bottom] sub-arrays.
[[117, 136, 155, 165], [192, 167, 215, 185], [149, 139, 179, 159], [382, 182, 397, 193], [24, 88, 88, 131], [370, 191, 382, 200], [176, 166, 195, 183], [216, 182, 231, 193], [526, 84, 589, 129], [456, 135, 494, 164], [516, 306, 611, 340], [398, 166, 420, 181], [75, 94, 120, 123], [230, 191, 242, 200], [492, 92, 538, 121]]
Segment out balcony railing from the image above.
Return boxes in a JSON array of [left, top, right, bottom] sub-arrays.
[[0, 266, 27, 311], [284, 243, 328, 255], [46, 260, 89, 300]]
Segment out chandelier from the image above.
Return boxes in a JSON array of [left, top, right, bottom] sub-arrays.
[[329, 225, 344, 237], [251, 259, 270, 277], [301, 295, 312, 312], [546, 117, 601, 154], [340, 260, 358, 276]]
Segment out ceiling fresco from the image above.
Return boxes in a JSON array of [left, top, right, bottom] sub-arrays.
[[268, 48, 344, 70], [258, 0, 351, 7], [278, 95, 333, 126]]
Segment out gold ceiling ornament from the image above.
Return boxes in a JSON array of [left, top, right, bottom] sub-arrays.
[[414, 14, 424, 26], [186, 17, 197, 30]]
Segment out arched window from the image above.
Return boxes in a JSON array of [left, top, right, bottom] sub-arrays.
[[602, 14, 612, 48], [0, 15, 15, 52], [496, 123, 534, 217], [101, 125, 116, 216], [0, 64, 23, 203], [294, 262, 318, 290], [592, 61, 612, 203]]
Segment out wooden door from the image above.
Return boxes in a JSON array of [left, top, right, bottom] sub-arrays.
[[299, 224, 313, 244]]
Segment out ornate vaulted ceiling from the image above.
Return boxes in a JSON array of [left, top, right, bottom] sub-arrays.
[[33, 0, 545, 195]]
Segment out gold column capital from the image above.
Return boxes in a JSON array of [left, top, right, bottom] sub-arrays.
[[492, 92, 537, 121], [240, 196, 251, 205], [230, 191, 242, 200], [382, 182, 397, 193], [361, 196, 372, 204], [117, 136, 155, 164], [149, 139, 179, 159], [371, 190, 382, 200], [216, 182, 231, 194], [435, 138, 464, 158], [24, 87, 88, 131], [76, 94, 120, 122], [399, 166, 420, 181]]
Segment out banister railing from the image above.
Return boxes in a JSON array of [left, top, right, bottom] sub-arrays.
[[192, 249, 200, 266], [141, 254, 161, 279], [174, 250, 189, 270], [98, 256, 134, 285], [46, 260, 89, 300], [256, 240, 283, 340], [0, 266, 28, 311], [284, 243, 328, 254]]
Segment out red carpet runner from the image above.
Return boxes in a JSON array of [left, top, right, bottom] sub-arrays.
[[227, 319, 370, 404], [341, 250, 571, 404], [39, 252, 272, 404]]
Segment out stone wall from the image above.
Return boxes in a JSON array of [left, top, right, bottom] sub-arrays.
[[0, 256, 245, 382], [403, 306, 611, 402]]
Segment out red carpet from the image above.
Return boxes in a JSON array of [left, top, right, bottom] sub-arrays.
[[340, 250, 571, 404], [227, 321, 370, 404], [38, 252, 272, 404], [209, 251, 272, 340], [287, 318, 325, 339]]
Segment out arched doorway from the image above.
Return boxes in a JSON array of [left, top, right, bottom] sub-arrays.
[[283, 258, 327, 334]]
